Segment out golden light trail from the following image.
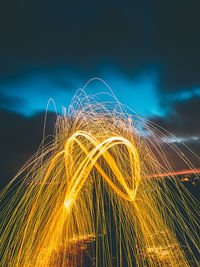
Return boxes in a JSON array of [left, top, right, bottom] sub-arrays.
[[0, 89, 200, 266]]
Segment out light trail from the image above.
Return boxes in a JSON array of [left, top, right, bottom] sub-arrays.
[[0, 90, 200, 266]]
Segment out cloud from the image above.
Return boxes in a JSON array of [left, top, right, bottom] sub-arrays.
[[2, 0, 200, 124], [0, 0, 199, 93], [161, 138, 200, 171], [150, 96, 200, 138], [0, 0, 146, 79], [0, 93, 26, 110]]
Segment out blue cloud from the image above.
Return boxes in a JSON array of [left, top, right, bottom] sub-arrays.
[[0, 67, 163, 118]]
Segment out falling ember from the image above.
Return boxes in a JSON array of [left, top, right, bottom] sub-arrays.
[[0, 88, 200, 266]]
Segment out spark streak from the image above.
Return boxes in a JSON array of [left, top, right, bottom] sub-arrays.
[[0, 89, 200, 266]]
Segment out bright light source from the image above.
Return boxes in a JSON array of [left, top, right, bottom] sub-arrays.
[[64, 198, 74, 212]]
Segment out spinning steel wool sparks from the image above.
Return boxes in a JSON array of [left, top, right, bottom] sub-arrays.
[[0, 87, 200, 266]]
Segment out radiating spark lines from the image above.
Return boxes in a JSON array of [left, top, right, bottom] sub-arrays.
[[0, 89, 200, 266]]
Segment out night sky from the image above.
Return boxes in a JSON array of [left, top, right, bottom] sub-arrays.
[[1, 0, 200, 185]]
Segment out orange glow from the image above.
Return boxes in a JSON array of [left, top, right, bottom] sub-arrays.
[[144, 168, 200, 178]]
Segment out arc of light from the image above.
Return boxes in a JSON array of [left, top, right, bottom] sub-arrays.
[[64, 131, 139, 194], [64, 132, 139, 196], [64, 131, 141, 209]]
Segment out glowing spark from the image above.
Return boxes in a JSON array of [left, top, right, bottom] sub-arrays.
[[64, 198, 74, 212], [0, 88, 199, 266]]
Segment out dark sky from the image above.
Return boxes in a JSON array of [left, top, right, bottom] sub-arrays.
[[1, 0, 200, 185]]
